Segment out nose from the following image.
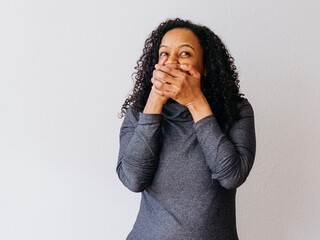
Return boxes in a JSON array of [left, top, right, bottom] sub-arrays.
[[165, 55, 179, 65]]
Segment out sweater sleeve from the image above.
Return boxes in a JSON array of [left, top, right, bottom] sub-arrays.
[[193, 99, 256, 190], [116, 106, 163, 193]]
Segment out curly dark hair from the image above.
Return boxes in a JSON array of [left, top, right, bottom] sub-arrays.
[[119, 18, 244, 129]]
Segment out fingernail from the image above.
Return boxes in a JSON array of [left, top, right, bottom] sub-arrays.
[[181, 64, 187, 68], [155, 64, 159, 68]]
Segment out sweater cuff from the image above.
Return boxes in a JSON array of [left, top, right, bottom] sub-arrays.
[[138, 112, 163, 124]]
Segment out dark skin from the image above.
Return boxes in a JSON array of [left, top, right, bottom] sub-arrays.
[[144, 28, 212, 123], [152, 62, 203, 106]]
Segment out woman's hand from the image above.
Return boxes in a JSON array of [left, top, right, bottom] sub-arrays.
[[149, 56, 170, 105], [142, 56, 169, 114], [151, 63, 204, 107]]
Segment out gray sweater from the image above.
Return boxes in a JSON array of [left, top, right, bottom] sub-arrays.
[[116, 98, 256, 240]]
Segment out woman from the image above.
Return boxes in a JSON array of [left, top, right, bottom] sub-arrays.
[[116, 18, 256, 240]]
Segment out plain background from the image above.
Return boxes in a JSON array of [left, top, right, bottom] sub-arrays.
[[1, 0, 320, 239]]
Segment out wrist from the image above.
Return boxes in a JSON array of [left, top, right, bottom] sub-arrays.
[[186, 95, 213, 123], [143, 91, 165, 114]]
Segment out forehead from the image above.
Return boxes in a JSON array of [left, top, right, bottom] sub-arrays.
[[160, 28, 201, 47]]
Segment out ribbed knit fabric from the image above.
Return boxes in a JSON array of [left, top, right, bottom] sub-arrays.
[[116, 98, 256, 240]]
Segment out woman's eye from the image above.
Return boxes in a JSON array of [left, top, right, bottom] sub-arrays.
[[180, 52, 190, 56], [160, 52, 168, 56]]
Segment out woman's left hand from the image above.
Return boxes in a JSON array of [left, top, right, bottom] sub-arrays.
[[151, 64, 204, 107]]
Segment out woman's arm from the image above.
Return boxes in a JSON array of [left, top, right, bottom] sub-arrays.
[[186, 94, 213, 123], [193, 99, 256, 190], [117, 57, 169, 192], [116, 106, 163, 193], [151, 64, 256, 190]]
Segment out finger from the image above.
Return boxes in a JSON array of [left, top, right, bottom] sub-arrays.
[[180, 64, 201, 79], [152, 78, 176, 92], [164, 63, 181, 70], [153, 69, 177, 85], [159, 56, 168, 65], [151, 57, 168, 84], [155, 64, 185, 78], [152, 85, 174, 98]]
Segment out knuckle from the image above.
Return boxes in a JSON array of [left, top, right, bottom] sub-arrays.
[[165, 66, 172, 73], [156, 70, 162, 78], [161, 73, 168, 81], [156, 81, 162, 88]]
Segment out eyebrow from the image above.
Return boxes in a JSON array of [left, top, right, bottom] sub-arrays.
[[159, 44, 195, 50]]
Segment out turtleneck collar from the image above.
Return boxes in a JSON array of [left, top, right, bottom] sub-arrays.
[[162, 99, 193, 122]]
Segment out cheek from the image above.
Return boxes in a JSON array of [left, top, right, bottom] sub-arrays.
[[191, 60, 204, 74], [198, 63, 204, 75], [196, 58, 204, 74], [188, 57, 203, 72], [178, 60, 189, 66], [178, 57, 196, 65]]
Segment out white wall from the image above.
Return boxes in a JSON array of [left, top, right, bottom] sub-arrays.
[[1, 0, 319, 239]]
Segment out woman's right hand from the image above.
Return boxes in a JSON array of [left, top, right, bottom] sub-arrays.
[[150, 56, 170, 105], [143, 57, 169, 114]]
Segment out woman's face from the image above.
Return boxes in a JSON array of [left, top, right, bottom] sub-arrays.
[[158, 28, 204, 75]]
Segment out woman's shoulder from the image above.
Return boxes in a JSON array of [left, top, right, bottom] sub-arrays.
[[223, 97, 254, 133], [236, 97, 254, 118]]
